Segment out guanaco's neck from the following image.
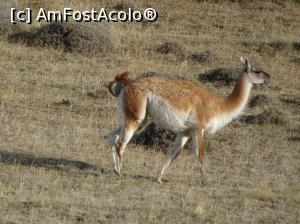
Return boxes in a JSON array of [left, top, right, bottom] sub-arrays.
[[205, 72, 253, 134], [223, 72, 252, 113]]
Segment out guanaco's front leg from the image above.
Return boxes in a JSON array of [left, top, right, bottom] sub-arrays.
[[193, 129, 207, 185]]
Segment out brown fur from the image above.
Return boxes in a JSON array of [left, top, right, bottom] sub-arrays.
[[120, 75, 226, 128]]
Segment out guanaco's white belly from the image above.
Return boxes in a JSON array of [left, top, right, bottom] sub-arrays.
[[147, 93, 195, 133]]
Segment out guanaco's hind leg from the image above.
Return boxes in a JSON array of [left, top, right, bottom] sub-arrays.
[[105, 127, 122, 147], [112, 121, 139, 175], [157, 135, 189, 183], [193, 129, 207, 185], [105, 116, 152, 148]]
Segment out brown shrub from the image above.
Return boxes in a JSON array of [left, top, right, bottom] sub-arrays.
[[189, 49, 217, 63], [141, 71, 185, 80], [280, 95, 300, 107], [8, 21, 113, 53], [54, 97, 71, 106], [156, 42, 184, 57], [240, 108, 288, 127], [292, 41, 300, 51], [197, 67, 240, 86], [249, 94, 272, 108], [132, 124, 176, 152], [257, 40, 300, 54], [112, 1, 135, 10], [86, 89, 108, 99]]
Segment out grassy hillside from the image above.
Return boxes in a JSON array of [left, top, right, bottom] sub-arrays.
[[0, 0, 299, 223]]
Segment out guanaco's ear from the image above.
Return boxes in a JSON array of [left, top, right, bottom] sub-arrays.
[[115, 71, 130, 81], [240, 57, 251, 72]]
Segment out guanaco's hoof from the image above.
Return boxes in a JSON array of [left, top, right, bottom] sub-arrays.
[[201, 178, 208, 185], [114, 169, 121, 176], [156, 176, 162, 183]]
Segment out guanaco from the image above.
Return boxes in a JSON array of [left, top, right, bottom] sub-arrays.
[[106, 58, 271, 184]]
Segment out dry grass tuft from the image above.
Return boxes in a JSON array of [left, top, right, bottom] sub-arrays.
[[86, 89, 108, 99], [8, 21, 114, 53], [292, 41, 300, 51], [197, 67, 240, 86], [54, 97, 71, 106], [240, 108, 289, 126], [280, 94, 300, 107], [259, 40, 291, 52], [189, 49, 217, 63], [249, 94, 273, 108], [112, 1, 135, 11], [156, 41, 184, 57], [250, 39, 300, 55], [141, 71, 185, 80]]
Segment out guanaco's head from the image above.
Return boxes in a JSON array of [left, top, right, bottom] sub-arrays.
[[107, 71, 132, 97], [240, 57, 271, 85]]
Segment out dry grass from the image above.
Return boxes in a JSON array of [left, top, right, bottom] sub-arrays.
[[0, 0, 299, 223]]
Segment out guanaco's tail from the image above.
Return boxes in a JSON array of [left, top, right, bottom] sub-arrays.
[[108, 71, 132, 97]]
